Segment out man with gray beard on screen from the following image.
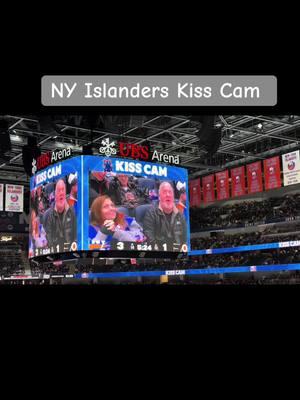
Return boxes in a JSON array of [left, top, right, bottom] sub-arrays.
[[43, 178, 77, 253], [143, 181, 187, 251]]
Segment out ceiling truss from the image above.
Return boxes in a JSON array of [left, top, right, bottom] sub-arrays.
[[1, 114, 300, 184]]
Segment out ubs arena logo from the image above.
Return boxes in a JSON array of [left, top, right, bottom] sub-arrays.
[[32, 148, 73, 174], [99, 138, 117, 157], [99, 138, 180, 165]]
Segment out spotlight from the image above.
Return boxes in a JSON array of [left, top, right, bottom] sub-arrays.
[[257, 123, 263, 130], [10, 134, 22, 143]]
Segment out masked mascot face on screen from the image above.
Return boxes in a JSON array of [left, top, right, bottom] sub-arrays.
[[103, 159, 113, 172]]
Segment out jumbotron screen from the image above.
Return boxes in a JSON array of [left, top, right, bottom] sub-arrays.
[[29, 155, 190, 259]]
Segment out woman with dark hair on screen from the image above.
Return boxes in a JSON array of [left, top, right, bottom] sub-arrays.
[[89, 195, 146, 247]]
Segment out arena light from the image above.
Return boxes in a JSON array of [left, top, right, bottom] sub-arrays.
[[0, 236, 13, 242], [10, 134, 23, 143]]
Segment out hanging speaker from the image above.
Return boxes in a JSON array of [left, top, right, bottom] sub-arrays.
[[197, 116, 222, 154], [39, 115, 61, 137], [22, 136, 41, 176], [0, 120, 11, 155]]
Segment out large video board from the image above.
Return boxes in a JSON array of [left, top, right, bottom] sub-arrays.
[[29, 156, 190, 259], [29, 157, 81, 258]]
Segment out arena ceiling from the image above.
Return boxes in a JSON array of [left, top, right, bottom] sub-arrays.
[[1, 114, 300, 184]]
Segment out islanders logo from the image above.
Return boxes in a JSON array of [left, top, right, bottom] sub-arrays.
[[235, 176, 240, 183], [252, 171, 257, 178], [103, 159, 113, 172], [269, 166, 274, 174], [288, 161, 295, 170], [10, 194, 19, 202], [220, 179, 225, 187]]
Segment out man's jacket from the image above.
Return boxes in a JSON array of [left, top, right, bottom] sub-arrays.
[[143, 204, 187, 249], [43, 202, 77, 252]]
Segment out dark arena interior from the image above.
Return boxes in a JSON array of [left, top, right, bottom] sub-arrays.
[[1, 114, 300, 285]]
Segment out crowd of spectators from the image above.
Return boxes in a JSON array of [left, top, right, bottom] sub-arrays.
[[26, 247, 298, 275], [191, 232, 300, 250], [190, 193, 300, 230], [3, 191, 300, 281], [3, 248, 300, 283], [175, 271, 300, 285], [189, 248, 300, 268]]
